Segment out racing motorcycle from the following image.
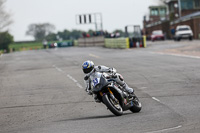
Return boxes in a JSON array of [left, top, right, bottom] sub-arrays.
[[91, 72, 142, 116]]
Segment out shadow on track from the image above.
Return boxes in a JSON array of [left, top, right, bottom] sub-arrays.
[[55, 112, 133, 122]]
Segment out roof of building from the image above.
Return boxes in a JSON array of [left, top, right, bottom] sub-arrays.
[[149, 5, 167, 9], [165, 0, 177, 3], [171, 11, 200, 24]]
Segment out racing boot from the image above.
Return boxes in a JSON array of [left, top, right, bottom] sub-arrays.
[[122, 83, 135, 98], [93, 94, 101, 103]]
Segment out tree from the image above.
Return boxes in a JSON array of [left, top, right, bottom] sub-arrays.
[[0, 0, 13, 52], [113, 29, 126, 37], [0, 0, 12, 32], [57, 29, 71, 40], [0, 31, 13, 52], [70, 29, 83, 39], [45, 33, 57, 41], [56, 29, 83, 40], [26, 23, 55, 41]]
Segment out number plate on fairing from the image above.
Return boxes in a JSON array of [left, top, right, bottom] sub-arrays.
[[92, 78, 100, 87]]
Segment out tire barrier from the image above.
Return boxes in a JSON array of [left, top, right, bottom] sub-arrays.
[[105, 36, 146, 49], [74, 40, 78, 46], [105, 38, 129, 49]]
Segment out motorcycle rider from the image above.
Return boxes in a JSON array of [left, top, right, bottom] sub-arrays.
[[82, 60, 135, 102]]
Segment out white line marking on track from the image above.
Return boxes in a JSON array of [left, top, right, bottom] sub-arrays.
[[67, 74, 77, 83], [76, 83, 83, 89], [140, 87, 147, 89], [53, 65, 84, 89], [53, 65, 64, 73], [145, 125, 182, 133], [55, 67, 63, 72], [152, 97, 160, 102], [152, 52, 200, 59], [89, 53, 101, 59]]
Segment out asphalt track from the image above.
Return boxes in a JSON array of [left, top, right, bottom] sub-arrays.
[[0, 40, 200, 133]]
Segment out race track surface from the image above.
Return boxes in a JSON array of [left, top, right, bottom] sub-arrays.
[[0, 40, 200, 133]]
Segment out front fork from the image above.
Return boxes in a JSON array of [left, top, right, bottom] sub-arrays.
[[99, 88, 119, 104]]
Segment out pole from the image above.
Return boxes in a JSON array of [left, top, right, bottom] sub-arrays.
[[100, 13, 103, 31], [94, 14, 97, 31], [178, 0, 182, 18]]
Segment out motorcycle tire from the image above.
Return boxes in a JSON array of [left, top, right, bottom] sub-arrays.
[[129, 96, 142, 113], [102, 94, 123, 116]]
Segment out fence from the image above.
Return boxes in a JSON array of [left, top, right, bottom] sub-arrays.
[[78, 36, 104, 47]]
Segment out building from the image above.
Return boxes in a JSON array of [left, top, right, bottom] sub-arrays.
[[143, 5, 170, 39], [143, 0, 200, 39], [149, 6, 168, 22]]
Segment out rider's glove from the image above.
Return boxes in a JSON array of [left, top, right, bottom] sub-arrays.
[[108, 68, 117, 78], [108, 68, 116, 74]]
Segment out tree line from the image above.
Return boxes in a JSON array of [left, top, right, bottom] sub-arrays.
[[26, 23, 126, 42]]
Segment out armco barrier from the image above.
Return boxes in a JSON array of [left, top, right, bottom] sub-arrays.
[[105, 38, 129, 49], [48, 40, 74, 48], [57, 41, 73, 47]]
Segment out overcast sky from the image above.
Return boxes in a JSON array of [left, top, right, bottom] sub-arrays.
[[5, 0, 161, 41]]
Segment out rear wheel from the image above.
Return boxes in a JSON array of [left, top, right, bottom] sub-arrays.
[[102, 94, 123, 116], [129, 96, 142, 113]]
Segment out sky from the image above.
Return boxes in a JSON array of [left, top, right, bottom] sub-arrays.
[[5, 0, 162, 41]]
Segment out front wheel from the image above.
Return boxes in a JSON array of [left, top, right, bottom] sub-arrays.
[[129, 96, 142, 113], [102, 94, 123, 116]]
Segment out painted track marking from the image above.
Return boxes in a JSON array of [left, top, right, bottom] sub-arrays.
[[89, 53, 101, 58], [53, 65, 83, 89], [145, 125, 182, 133], [152, 97, 160, 102], [152, 52, 200, 59]]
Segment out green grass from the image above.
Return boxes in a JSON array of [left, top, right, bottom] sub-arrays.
[[9, 42, 43, 51], [9, 40, 75, 52]]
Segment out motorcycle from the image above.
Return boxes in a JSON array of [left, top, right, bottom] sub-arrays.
[[91, 72, 142, 116]]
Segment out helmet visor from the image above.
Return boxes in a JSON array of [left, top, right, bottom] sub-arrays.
[[83, 67, 93, 74]]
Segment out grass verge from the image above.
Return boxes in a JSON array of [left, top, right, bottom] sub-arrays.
[[9, 42, 43, 51]]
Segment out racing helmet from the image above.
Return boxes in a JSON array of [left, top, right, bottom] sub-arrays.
[[82, 60, 94, 74]]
